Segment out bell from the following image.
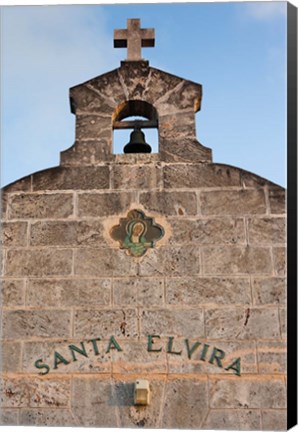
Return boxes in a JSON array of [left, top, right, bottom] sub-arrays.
[[124, 128, 152, 154]]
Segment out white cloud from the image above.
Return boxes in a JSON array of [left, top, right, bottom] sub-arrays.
[[243, 1, 286, 21], [1, 5, 120, 186]]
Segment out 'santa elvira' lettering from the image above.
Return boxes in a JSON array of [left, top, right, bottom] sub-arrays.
[[34, 335, 241, 376]]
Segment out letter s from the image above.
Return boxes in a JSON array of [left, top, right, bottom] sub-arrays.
[[34, 359, 50, 375]]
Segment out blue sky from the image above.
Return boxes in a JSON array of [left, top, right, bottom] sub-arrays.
[[1, 2, 288, 187]]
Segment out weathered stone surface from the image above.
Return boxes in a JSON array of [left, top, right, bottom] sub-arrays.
[[252, 277, 285, 305], [144, 66, 183, 105], [138, 248, 166, 276], [159, 112, 196, 139], [3, 175, 31, 193], [32, 166, 110, 191], [0, 279, 25, 306], [164, 245, 200, 276], [112, 339, 167, 374], [71, 378, 118, 427], [74, 309, 138, 339], [23, 339, 112, 374], [75, 115, 111, 140], [61, 140, 114, 166], [30, 220, 105, 246], [5, 249, 72, 277], [117, 379, 165, 428], [268, 187, 286, 214], [161, 379, 208, 428], [272, 247, 286, 276], [118, 61, 150, 100], [111, 165, 162, 190], [201, 189, 266, 215], [78, 192, 133, 217], [1, 222, 28, 246], [140, 191, 197, 215], [1, 342, 22, 372], [2, 310, 71, 339], [257, 341, 286, 373], [74, 248, 138, 277], [279, 307, 286, 338], [167, 339, 257, 374], [209, 377, 286, 408], [202, 246, 272, 275], [27, 279, 111, 307], [247, 217, 285, 244], [203, 409, 261, 430], [164, 163, 241, 188], [9, 193, 73, 219], [113, 278, 164, 306], [0, 409, 19, 425], [19, 409, 76, 426], [141, 309, 204, 338], [166, 277, 251, 305], [168, 217, 245, 245], [160, 137, 212, 163], [85, 69, 124, 106], [205, 307, 280, 339], [70, 84, 115, 114], [262, 409, 287, 430], [1, 377, 70, 408]]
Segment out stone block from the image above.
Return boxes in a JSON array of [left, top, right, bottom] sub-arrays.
[[0, 377, 30, 407], [75, 115, 112, 140], [203, 409, 261, 430], [113, 277, 164, 306], [9, 193, 73, 219], [3, 175, 31, 193], [5, 249, 72, 277], [27, 278, 111, 307], [70, 84, 115, 114], [74, 308, 138, 339], [74, 248, 138, 277], [0, 409, 19, 425], [1, 192, 8, 220], [257, 341, 286, 373], [159, 112, 196, 139], [240, 170, 272, 187], [61, 140, 114, 166], [252, 277, 285, 305], [78, 192, 133, 217], [2, 309, 71, 339], [166, 277, 251, 305], [164, 163, 241, 188], [111, 165, 162, 190], [164, 245, 200, 276], [138, 248, 166, 276], [0, 279, 25, 306], [1, 341, 22, 372], [86, 69, 125, 105], [32, 166, 110, 191], [268, 187, 286, 214], [0, 222, 28, 246], [30, 220, 105, 246], [167, 339, 257, 374], [19, 409, 76, 426], [168, 217, 245, 245], [160, 137, 211, 163], [247, 217, 285, 244], [279, 307, 286, 338], [139, 191, 197, 216], [141, 309, 204, 338], [202, 246, 272, 275], [161, 378, 208, 428], [205, 307, 280, 340], [145, 66, 183, 105], [201, 189, 266, 215], [29, 378, 71, 408], [262, 409, 287, 430], [209, 377, 286, 409], [116, 379, 166, 428], [272, 247, 286, 276], [111, 339, 167, 374], [23, 339, 112, 374], [118, 61, 150, 100], [71, 377, 118, 427]]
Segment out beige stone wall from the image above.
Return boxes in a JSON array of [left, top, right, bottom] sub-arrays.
[[0, 62, 286, 429]]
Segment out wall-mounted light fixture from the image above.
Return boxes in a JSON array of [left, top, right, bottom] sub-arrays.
[[134, 379, 150, 406]]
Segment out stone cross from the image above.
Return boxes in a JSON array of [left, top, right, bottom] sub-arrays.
[[114, 18, 155, 61]]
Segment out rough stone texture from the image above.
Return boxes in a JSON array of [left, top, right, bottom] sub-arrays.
[[209, 377, 286, 409], [166, 277, 251, 305], [205, 307, 280, 340], [2, 310, 71, 339], [0, 58, 286, 429], [8, 193, 73, 219]]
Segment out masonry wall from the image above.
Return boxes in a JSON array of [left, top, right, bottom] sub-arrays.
[[0, 61, 286, 429]]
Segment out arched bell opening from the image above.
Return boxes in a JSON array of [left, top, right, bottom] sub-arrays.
[[112, 100, 159, 154]]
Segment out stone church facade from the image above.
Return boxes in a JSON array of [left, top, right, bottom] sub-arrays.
[[1, 19, 286, 429]]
